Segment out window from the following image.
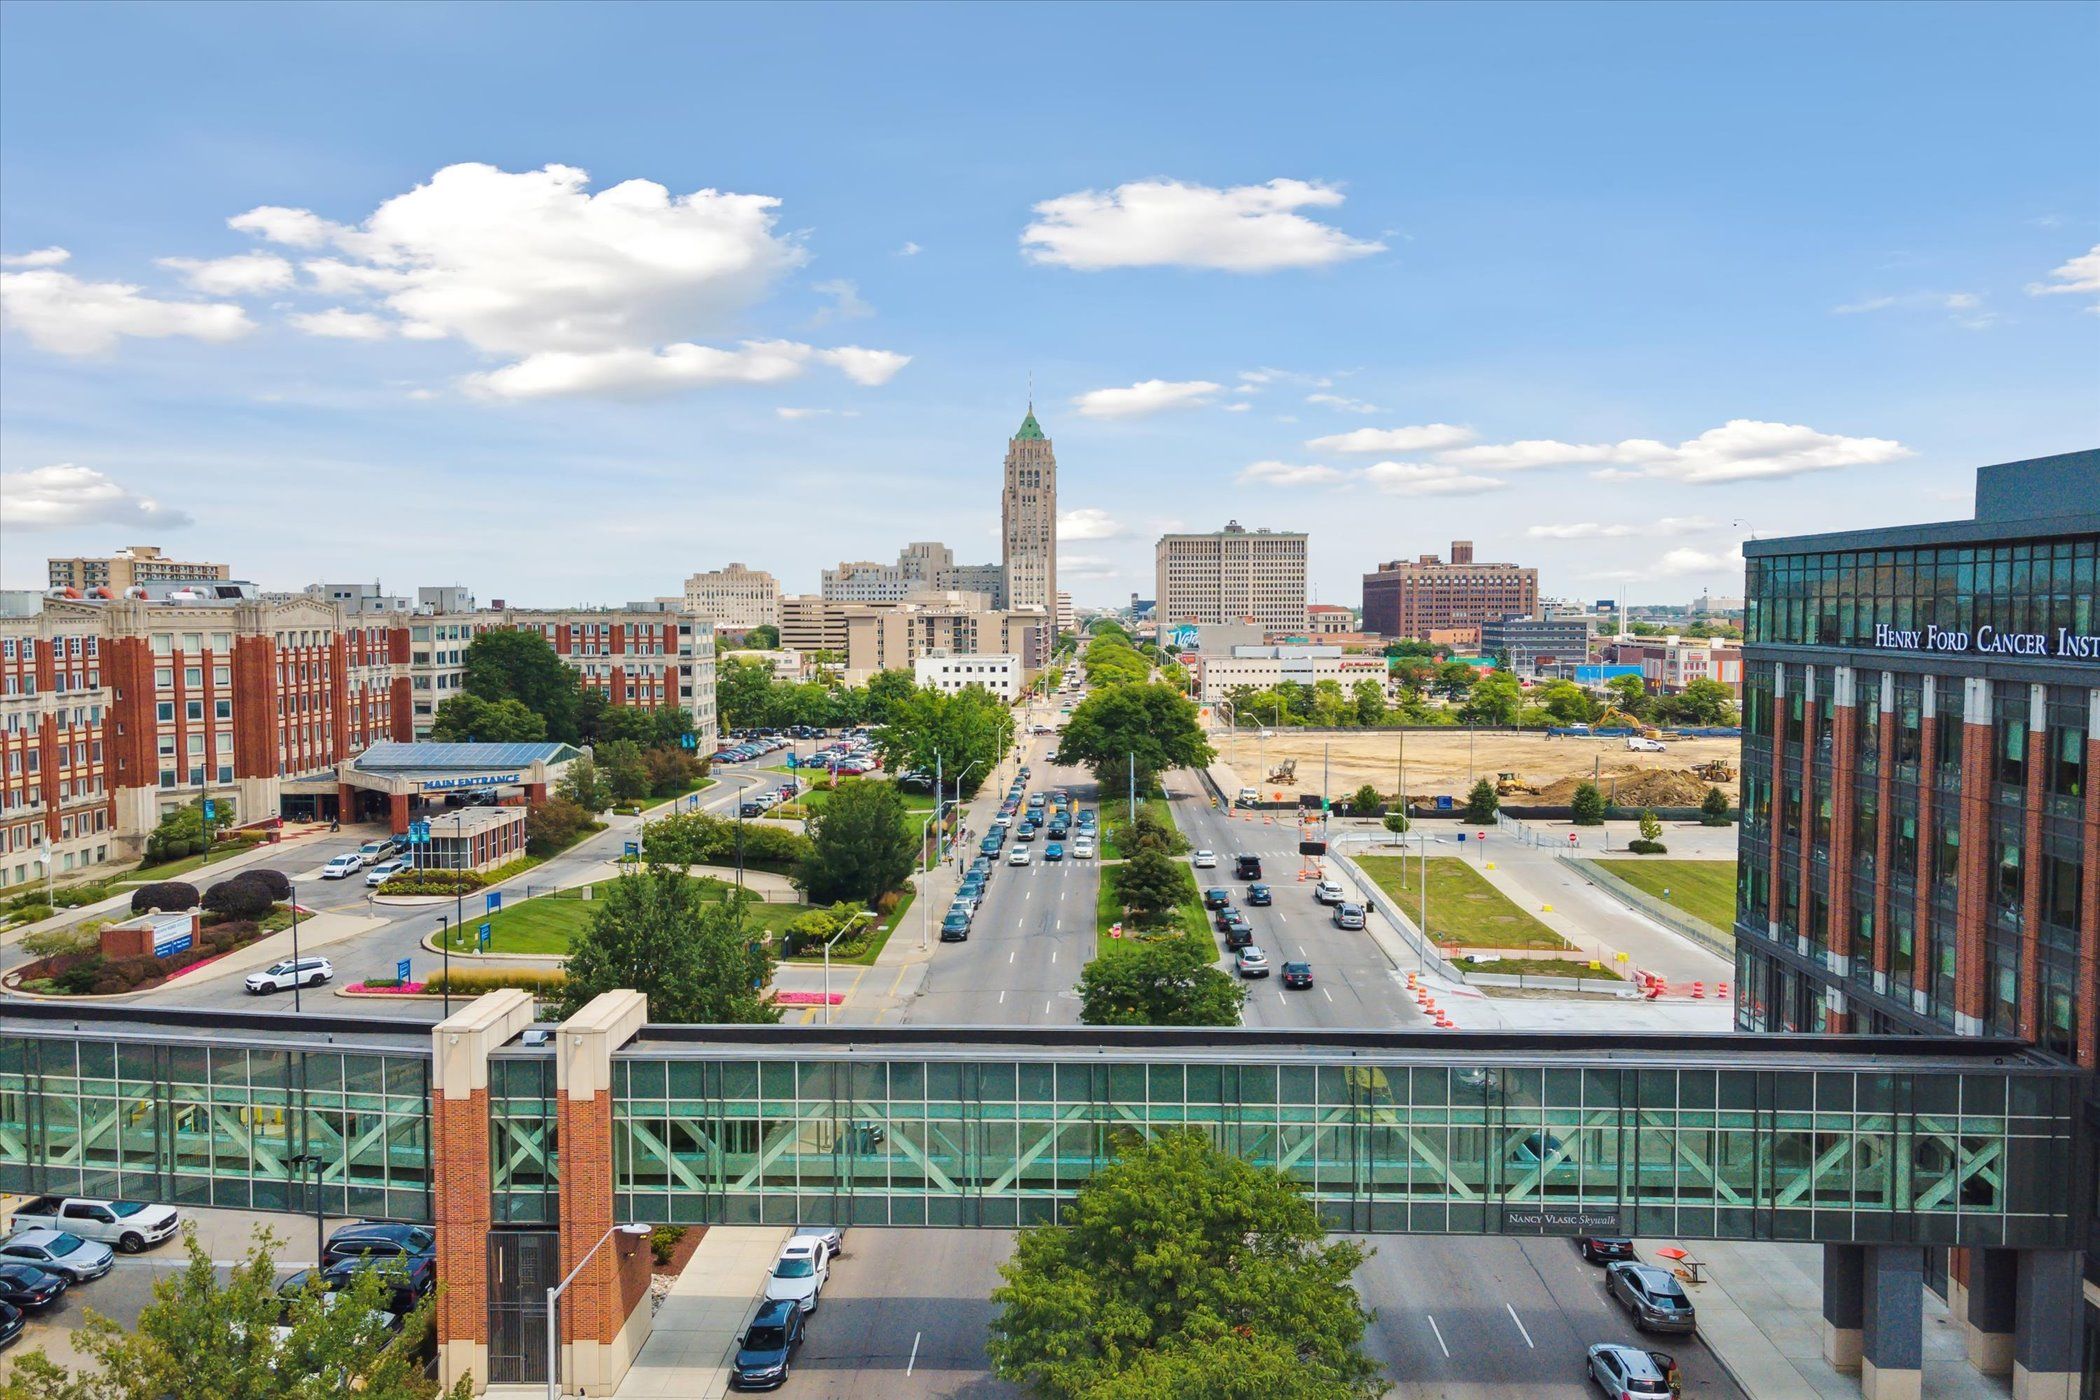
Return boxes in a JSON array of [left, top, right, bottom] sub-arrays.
[[183, 667, 202, 687], [156, 701, 174, 723]]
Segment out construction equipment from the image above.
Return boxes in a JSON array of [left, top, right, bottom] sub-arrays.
[[1268, 758, 1298, 785], [1596, 707, 1662, 739], [1495, 771, 1540, 797], [1693, 758, 1737, 783]]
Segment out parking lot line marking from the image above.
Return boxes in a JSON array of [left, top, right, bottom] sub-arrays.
[[1426, 1313, 1450, 1358], [907, 1330, 922, 1375], [1506, 1302, 1534, 1347]]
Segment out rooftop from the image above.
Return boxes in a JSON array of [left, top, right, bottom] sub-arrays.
[[350, 741, 581, 773]]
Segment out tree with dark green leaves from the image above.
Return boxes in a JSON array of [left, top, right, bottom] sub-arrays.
[[1570, 782, 1606, 826], [599, 739, 651, 804], [430, 693, 547, 744], [1349, 783, 1383, 816], [1079, 938, 1244, 1026], [1432, 660, 1479, 700], [1350, 678, 1387, 726], [1701, 786, 1733, 826], [1382, 810, 1410, 839], [1108, 806, 1187, 859], [798, 779, 917, 905], [588, 704, 695, 749], [463, 628, 585, 743], [141, 801, 208, 865], [1460, 778, 1499, 824], [1534, 679, 1600, 725], [1657, 677, 1739, 726], [2, 1225, 471, 1400], [880, 684, 1014, 796], [559, 868, 779, 1023], [556, 754, 611, 813], [1056, 683, 1214, 797], [862, 668, 919, 726], [1111, 846, 1188, 928], [745, 624, 780, 649], [1458, 670, 1523, 726], [716, 656, 779, 730], [988, 1130, 1383, 1400]]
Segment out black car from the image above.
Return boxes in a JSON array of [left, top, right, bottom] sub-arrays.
[[1247, 883, 1273, 906], [322, 1222, 436, 1271], [1281, 961, 1314, 989], [1606, 1262, 1697, 1334], [0, 1300, 22, 1351], [1224, 922, 1255, 951], [1202, 887, 1232, 910], [1578, 1235, 1637, 1264], [1234, 854, 1262, 880], [940, 913, 971, 943], [1213, 905, 1243, 932], [731, 1297, 806, 1390], [279, 1258, 426, 1317], [0, 1262, 66, 1312], [739, 801, 766, 817]]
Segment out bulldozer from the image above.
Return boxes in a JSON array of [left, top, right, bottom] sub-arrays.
[[1693, 757, 1736, 782], [1268, 758, 1298, 785], [1495, 771, 1540, 796]]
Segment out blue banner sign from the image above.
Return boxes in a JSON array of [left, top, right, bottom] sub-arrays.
[[396, 958, 412, 983]]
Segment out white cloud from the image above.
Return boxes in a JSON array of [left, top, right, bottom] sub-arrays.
[[0, 463, 192, 531], [0, 265, 254, 355], [463, 340, 907, 400], [896, 241, 922, 257], [1306, 424, 1474, 454], [1022, 178, 1384, 272], [1439, 438, 1623, 470], [1527, 516, 1718, 540], [2026, 244, 2100, 310], [156, 251, 295, 296], [1360, 461, 1505, 497], [289, 307, 394, 340], [811, 278, 871, 322], [1239, 367, 1332, 389], [1222, 402, 1252, 413], [1, 247, 70, 268], [1306, 392, 1382, 414], [1833, 289, 1996, 328], [1059, 507, 1126, 540], [229, 205, 344, 247], [1442, 421, 1907, 483], [1237, 460, 1345, 487], [1589, 544, 1749, 582], [1071, 378, 1222, 419]]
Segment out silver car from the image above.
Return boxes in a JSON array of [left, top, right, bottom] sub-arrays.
[[0, 1230, 114, 1282]]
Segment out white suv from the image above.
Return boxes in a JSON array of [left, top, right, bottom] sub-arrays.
[[244, 957, 333, 995], [322, 854, 363, 880], [364, 858, 410, 887], [1313, 879, 1346, 905], [763, 1237, 829, 1313]]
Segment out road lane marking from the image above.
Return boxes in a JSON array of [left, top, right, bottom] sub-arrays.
[[1009, 949, 1017, 964], [1051, 950, 1057, 964], [998, 990, 1006, 1004], [1425, 1313, 1450, 1358], [907, 1331, 922, 1375], [1322, 987, 1332, 1002], [1044, 1000, 1052, 1016], [1505, 1302, 1534, 1347]]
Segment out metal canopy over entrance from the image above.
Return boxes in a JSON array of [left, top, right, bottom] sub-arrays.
[[1, 1010, 2082, 1250]]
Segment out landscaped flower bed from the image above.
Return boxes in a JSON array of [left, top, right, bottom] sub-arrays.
[[344, 979, 430, 996]]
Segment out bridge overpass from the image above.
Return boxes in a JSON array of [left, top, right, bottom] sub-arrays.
[[2, 995, 2084, 1395]]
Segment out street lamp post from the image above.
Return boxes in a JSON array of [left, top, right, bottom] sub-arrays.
[[822, 910, 877, 1024], [437, 915, 452, 1016], [289, 880, 304, 1013], [546, 1223, 651, 1400], [287, 1151, 327, 1266], [950, 760, 983, 873], [917, 802, 950, 953]]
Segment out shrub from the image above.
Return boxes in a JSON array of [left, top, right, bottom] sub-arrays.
[[9, 902, 54, 926], [1628, 838, 1669, 855], [1349, 783, 1383, 817], [201, 875, 275, 921], [379, 869, 488, 896], [54, 959, 108, 995], [1569, 783, 1606, 827], [526, 797, 592, 857], [241, 868, 293, 900], [131, 881, 200, 914], [1460, 778, 1499, 825], [426, 967, 567, 995], [361, 978, 402, 990], [20, 921, 99, 960], [649, 1225, 689, 1266], [1700, 786, 1733, 827]]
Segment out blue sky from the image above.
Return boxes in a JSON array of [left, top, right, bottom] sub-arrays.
[[2, 1, 2095, 609]]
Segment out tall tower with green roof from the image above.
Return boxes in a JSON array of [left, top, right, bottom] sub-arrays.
[[1001, 403, 1057, 616]]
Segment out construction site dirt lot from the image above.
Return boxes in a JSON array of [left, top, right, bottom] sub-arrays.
[[1212, 729, 1742, 806]]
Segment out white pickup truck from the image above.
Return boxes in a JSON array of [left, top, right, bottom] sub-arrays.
[[7, 1195, 182, 1253]]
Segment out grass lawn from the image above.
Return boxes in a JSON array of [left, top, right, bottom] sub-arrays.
[[1098, 795, 1175, 859], [1095, 859, 1211, 958], [1355, 856, 1572, 951], [643, 776, 716, 813], [1592, 858, 1738, 933], [1457, 954, 1624, 981], [126, 836, 268, 884], [461, 875, 809, 956]]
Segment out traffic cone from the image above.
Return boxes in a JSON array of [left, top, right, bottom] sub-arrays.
[[1692, 982, 1705, 999], [1717, 982, 1730, 998]]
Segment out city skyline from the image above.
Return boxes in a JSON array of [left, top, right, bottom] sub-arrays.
[[2, 4, 2097, 610]]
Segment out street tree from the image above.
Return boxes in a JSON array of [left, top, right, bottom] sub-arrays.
[[1382, 810, 1410, 840], [429, 693, 547, 744], [599, 739, 651, 804], [1639, 808, 1663, 842], [556, 754, 611, 813], [1460, 778, 1500, 824], [1112, 846, 1189, 928], [560, 868, 779, 1023], [1458, 670, 1523, 726], [1056, 683, 1214, 797], [1570, 781, 1606, 826], [881, 685, 1014, 796], [2, 1225, 469, 1400], [463, 628, 584, 742], [988, 1129, 1383, 1400], [1079, 938, 1244, 1026], [798, 779, 917, 906], [1348, 782, 1383, 816]]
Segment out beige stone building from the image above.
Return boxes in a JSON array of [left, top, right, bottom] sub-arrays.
[[47, 545, 230, 594], [1154, 521, 1308, 636], [679, 563, 779, 631], [1001, 409, 1056, 614]]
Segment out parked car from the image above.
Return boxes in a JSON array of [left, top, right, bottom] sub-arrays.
[[1281, 961, 1314, 990], [323, 1222, 436, 1272], [1202, 887, 1232, 910], [321, 853, 363, 880], [0, 1231, 113, 1283], [1235, 947, 1272, 978], [355, 840, 391, 867], [1247, 883, 1273, 906], [1192, 849, 1218, 868], [7, 1196, 181, 1253], [1606, 1262, 1697, 1334], [1008, 847, 1033, 866], [1233, 854, 1262, 879], [1312, 879, 1346, 904], [940, 913, 971, 943], [730, 1297, 805, 1391], [244, 957, 334, 996], [0, 1262, 66, 1312], [980, 836, 1002, 855], [364, 858, 411, 888], [1585, 1342, 1674, 1397], [791, 1226, 843, 1262], [279, 1258, 426, 1317], [0, 1299, 22, 1351], [1333, 902, 1366, 930], [1577, 1236, 1637, 1264], [1044, 842, 1064, 861], [1626, 736, 1667, 753], [763, 1238, 828, 1314]]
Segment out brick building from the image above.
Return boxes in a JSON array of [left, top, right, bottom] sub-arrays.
[[1360, 540, 1538, 640]]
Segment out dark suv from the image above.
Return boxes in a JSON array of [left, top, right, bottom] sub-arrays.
[[1224, 921, 1255, 951], [732, 1297, 806, 1390], [322, 1222, 436, 1271], [1233, 854, 1262, 880]]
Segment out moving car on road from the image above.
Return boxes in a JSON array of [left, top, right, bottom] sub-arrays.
[[356, 840, 391, 867], [1223, 920, 1254, 951], [763, 1238, 828, 1314], [1332, 902, 1366, 930], [364, 858, 411, 887], [6, 1196, 180, 1254], [730, 1298, 805, 1391], [0, 1230, 113, 1283], [1192, 849, 1217, 868], [1585, 1342, 1673, 1397], [1008, 847, 1032, 866], [1606, 1262, 1697, 1334], [1234, 947, 1272, 978], [1203, 887, 1232, 910], [1234, 854, 1262, 879], [244, 957, 334, 996], [1071, 837, 1094, 859], [1281, 961, 1313, 989], [1312, 879, 1345, 904], [1045, 842, 1064, 861], [321, 853, 363, 880], [1577, 1235, 1636, 1264], [1247, 883, 1273, 906]]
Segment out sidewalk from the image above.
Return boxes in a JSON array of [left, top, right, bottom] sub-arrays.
[[612, 1226, 789, 1399], [1636, 1238, 2005, 1400]]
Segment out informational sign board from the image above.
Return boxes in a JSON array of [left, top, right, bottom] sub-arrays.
[[396, 958, 412, 983]]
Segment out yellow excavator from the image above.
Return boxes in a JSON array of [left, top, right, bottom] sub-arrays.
[[1597, 707, 1662, 740]]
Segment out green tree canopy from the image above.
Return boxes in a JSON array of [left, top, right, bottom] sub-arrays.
[[1701, 785, 1733, 826], [430, 693, 548, 744], [1432, 660, 1479, 700], [1056, 683, 1214, 796], [987, 1130, 1382, 1400], [1604, 673, 1650, 719], [588, 704, 695, 749], [1350, 678, 1387, 727], [1460, 777, 1500, 824], [599, 739, 651, 804], [3, 1225, 467, 1400], [1111, 846, 1190, 929], [745, 624, 780, 649], [560, 868, 779, 1023], [1458, 670, 1523, 726], [1534, 679, 1600, 725], [1657, 677, 1739, 725], [464, 628, 584, 743], [1570, 781, 1606, 825], [798, 779, 917, 905], [1108, 806, 1188, 859], [556, 754, 611, 813], [1079, 937, 1244, 1026], [880, 685, 1014, 796]]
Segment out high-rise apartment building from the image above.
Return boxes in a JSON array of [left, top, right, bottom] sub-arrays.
[[822, 544, 953, 603], [680, 563, 780, 631], [1001, 409, 1056, 614], [1154, 521, 1308, 636], [47, 545, 230, 594], [1360, 540, 1538, 639]]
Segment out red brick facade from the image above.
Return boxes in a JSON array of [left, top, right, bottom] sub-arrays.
[[434, 1088, 492, 1353]]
